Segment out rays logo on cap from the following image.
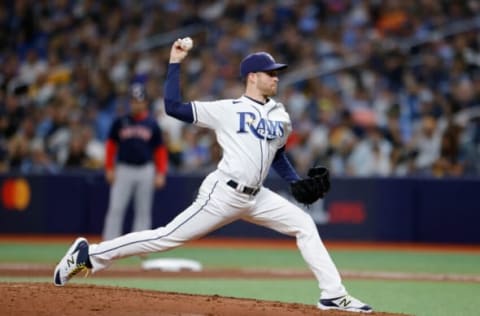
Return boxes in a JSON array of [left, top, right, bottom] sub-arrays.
[[240, 52, 288, 78]]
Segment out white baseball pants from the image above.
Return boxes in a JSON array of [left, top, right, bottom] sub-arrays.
[[89, 170, 347, 298]]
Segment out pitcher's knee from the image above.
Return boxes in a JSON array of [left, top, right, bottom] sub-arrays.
[[299, 212, 317, 229], [294, 214, 318, 237]]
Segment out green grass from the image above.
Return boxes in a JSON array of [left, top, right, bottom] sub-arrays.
[[1, 243, 480, 274], [1, 241, 480, 316], [331, 250, 480, 274]]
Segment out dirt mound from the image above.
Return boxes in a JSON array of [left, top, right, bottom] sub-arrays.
[[1, 282, 407, 316]]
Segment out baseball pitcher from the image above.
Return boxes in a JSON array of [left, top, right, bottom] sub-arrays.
[[54, 39, 372, 313]]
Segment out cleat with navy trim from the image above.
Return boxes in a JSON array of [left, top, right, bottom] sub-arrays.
[[53, 237, 91, 286], [318, 294, 373, 313]]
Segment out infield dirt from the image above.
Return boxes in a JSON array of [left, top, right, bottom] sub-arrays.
[[1, 282, 409, 316], [2, 236, 477, 315]]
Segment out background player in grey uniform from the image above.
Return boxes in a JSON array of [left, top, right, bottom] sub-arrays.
[[102, 83, 168, 240], [54, 40, 372, 313]]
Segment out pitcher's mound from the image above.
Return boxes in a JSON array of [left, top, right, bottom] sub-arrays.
[[1, 282, 408, 316]]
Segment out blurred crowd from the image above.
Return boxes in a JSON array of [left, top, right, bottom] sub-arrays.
[[1, 0, 480, 177]]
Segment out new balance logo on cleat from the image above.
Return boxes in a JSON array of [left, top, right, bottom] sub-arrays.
[[318, 294, 372, 313], [339, 297, 352, 307], [53, 237, 92, 286]]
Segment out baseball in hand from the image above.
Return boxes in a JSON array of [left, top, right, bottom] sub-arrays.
[[180, 37, 193, 51]]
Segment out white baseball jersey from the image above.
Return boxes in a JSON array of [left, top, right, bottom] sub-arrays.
[[88, 92, 348, 300], [192, 95, 291, 188]]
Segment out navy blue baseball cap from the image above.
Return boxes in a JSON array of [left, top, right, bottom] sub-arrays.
[[129, 83, 147, 101], [240, 52, 288, 78]]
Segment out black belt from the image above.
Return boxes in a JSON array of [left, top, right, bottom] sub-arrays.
[[122, 161, 150, 166], [226, 180, 260, 196]]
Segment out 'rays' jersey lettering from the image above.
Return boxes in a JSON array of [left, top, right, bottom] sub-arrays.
[[191, 95, 292, 187], [236, 111, 285, 140]]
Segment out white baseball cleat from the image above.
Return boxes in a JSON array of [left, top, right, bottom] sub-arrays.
[[318, 294, 373, 313], [53, 237, 91, 286]]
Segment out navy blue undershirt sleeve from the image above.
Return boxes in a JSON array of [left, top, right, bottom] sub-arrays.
[[271, 146, 301, 183], [164, 63, 194, 123]]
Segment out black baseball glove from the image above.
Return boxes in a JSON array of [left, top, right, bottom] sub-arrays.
[[290, 166, 330, 205]]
